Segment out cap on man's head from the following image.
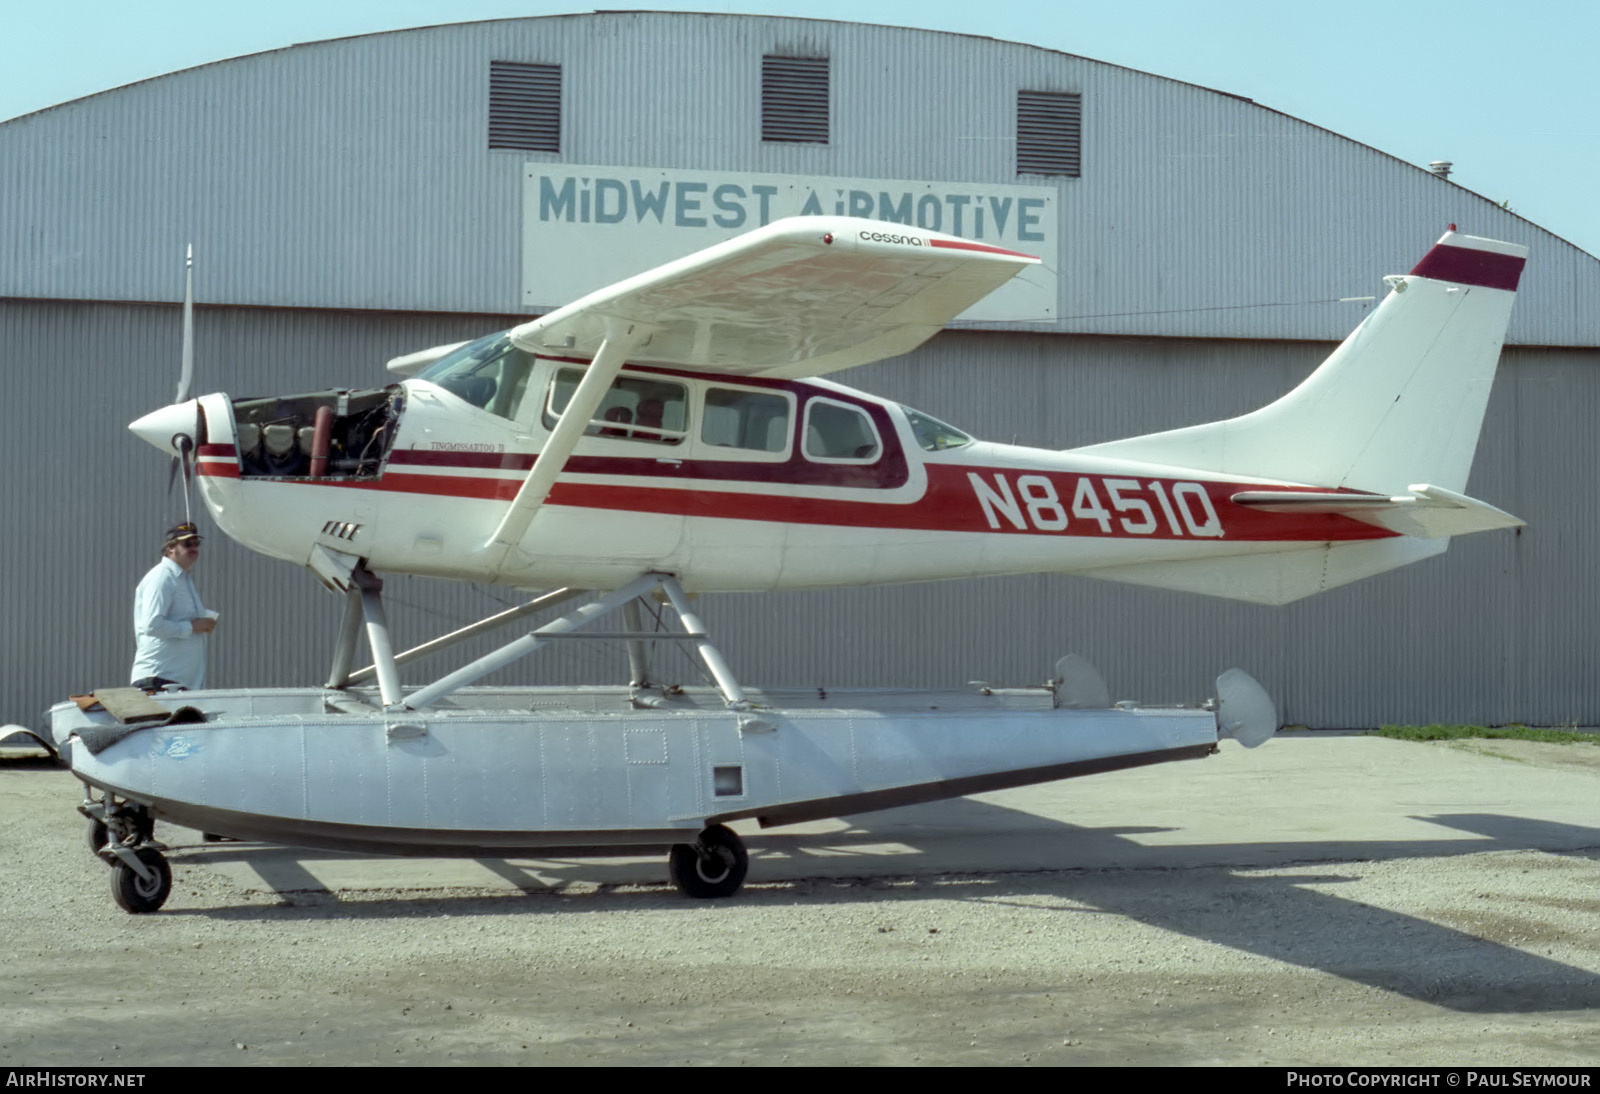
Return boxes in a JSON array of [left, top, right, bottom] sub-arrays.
[[164, 522, 203, 547]]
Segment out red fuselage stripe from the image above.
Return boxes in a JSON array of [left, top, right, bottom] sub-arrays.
[[197, 457, 1394, 542]]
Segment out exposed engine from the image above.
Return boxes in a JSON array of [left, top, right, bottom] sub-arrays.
[[232, 386, 402, 479]]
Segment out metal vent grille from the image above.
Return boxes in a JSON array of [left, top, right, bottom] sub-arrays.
[[489, 61, 561, 152], [762, 55, 829, 144], [1017, 90, 1082, 176]]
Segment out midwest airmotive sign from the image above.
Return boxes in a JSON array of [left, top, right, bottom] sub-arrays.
[[522, 165, 1058, 323]]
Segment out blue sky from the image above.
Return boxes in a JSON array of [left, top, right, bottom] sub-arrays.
[[4, 1, 1595, 256]]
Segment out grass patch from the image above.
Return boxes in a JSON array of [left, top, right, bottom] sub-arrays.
[[1376, 724, 1599, 745]]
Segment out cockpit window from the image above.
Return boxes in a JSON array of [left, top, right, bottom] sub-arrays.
[[417, 332, 538, 422], [899, 404, 973, 451], [544, 368, 687, 445]]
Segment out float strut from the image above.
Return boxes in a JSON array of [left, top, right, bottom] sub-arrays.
[[354, 567, 403, 708], [623, 598, 651, 687], [326, 586, 364, 689], [658, 576, 747, 707], [345, 587, 584, 686], [403, 573, 662, 710]]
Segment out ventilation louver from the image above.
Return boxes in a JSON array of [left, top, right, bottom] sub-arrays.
[[1017, 90, 1081, 176], [762, 55, 829, 144], [490, 61, 561, 152]]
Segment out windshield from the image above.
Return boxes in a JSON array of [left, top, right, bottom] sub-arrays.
[[899, 404, 973, 451], [417, 331, 538, 421]]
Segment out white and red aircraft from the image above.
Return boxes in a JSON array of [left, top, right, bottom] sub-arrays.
[[132, 216, 1524, 614], [54, 217, 1525, 912]]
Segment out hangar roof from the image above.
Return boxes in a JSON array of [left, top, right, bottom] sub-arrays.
[[2, 11, 1594, 345]]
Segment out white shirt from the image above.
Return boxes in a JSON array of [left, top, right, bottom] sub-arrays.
[[131, 556, 213, 690]]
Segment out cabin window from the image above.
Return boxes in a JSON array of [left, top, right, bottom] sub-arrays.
[[803, 398, 880, 463], [417, 332, 539, 422], [544, 368, 687, 444], [701, 387, 791, 453], [899, 404, 973, 451]]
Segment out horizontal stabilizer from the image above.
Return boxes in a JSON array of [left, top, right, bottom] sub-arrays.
[[1230, 483, 1524, 539], [1076, 538, 1447, 605]]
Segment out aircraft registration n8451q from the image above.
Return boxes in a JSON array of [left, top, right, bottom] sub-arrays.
[[58, 217, 1525, 912]]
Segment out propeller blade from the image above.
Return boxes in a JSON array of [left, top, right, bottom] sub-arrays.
[[177, 435, 194, 524], [151, 246, 200, 526], [175, 244, 195, 405]]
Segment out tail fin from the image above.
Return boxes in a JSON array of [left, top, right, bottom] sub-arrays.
[[1077, 231, 1527, 497]]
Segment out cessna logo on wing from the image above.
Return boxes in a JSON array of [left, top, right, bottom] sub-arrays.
[[858, 230, 925, 247]]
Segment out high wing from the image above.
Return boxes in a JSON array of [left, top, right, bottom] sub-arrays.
[[503, 216, 1040, 379]]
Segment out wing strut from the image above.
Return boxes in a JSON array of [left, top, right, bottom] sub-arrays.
[[486, 319, 644, 553]]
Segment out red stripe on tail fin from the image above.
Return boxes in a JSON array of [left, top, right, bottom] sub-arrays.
[[1410, 243, 1525, 290]]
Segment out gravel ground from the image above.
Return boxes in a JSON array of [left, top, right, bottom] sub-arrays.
[[2, 743, 1597, 1067]]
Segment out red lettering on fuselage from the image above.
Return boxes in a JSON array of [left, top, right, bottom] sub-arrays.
[[953, 467, 1382, 540], [967, 471, 1223, 538]]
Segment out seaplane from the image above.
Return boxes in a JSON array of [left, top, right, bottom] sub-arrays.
[[46, 216, 1527, 912]]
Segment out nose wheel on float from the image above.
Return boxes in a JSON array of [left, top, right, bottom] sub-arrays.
[[109, 848, 172, 914], [80, 791, 172, 914]]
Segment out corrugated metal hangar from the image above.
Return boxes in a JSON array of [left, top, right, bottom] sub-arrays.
[[3, 11, 1597, 729]]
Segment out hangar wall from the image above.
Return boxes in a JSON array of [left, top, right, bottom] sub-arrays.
[[2, 11, 1596, 729]]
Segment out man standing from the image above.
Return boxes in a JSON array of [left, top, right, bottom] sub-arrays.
[[131, 522, 219, 692]]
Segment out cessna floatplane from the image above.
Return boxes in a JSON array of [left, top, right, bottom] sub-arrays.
[[48, 217, 1527, 912]]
